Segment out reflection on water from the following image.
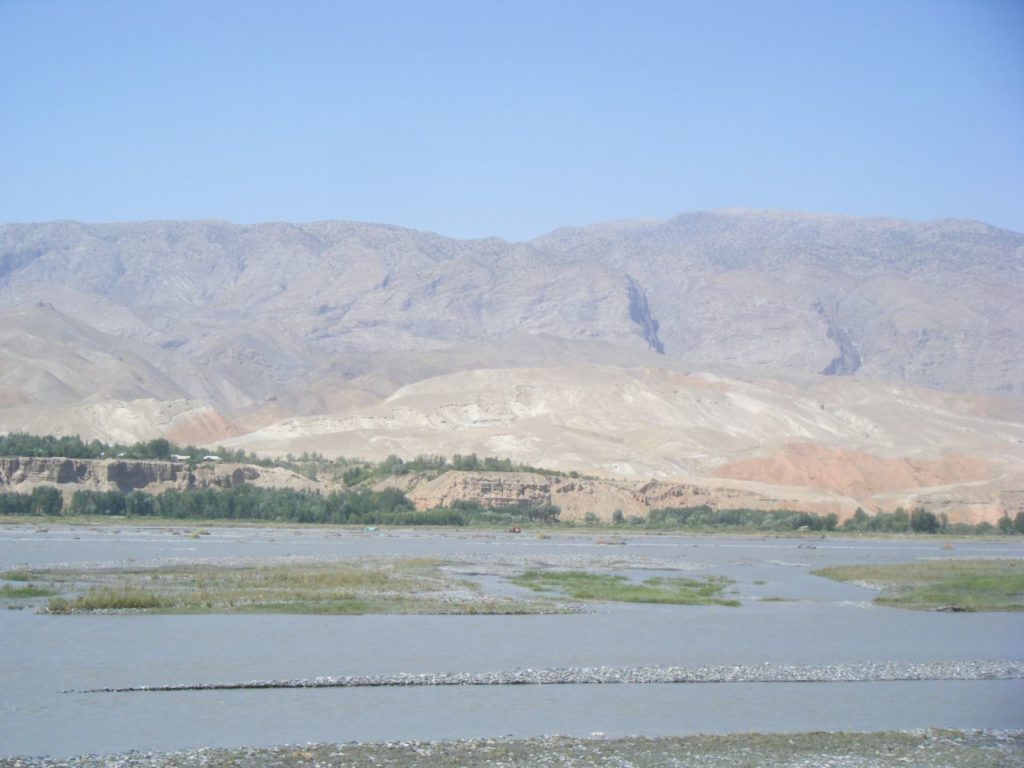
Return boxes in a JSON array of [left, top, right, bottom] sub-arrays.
[[2, 526, 1022, 757]]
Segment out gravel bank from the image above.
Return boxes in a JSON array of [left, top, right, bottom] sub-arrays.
[[77, 660, 1024, 693], [3, 730, 1022, 767]]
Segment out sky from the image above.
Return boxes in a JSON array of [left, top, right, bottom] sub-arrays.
[[1, 0, 1022, 240]]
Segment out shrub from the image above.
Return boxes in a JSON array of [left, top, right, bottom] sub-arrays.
[[910, 507, 940, 533]]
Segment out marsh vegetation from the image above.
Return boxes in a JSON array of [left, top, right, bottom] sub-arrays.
[[510, 570, 740, 606], [813, 559, 1024, 611], [5, 560, 549, 615], [0, 583, 57, 599], [7, 559, 748, 614]]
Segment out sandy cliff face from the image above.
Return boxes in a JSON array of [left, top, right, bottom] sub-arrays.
[[0, 457, 108, 486], [406, 470, 1001, 524], [0, 457, 315, 496], [408, 471, 552, 510]]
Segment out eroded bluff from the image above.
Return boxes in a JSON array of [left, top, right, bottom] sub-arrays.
[[0, 457, 311, 495]]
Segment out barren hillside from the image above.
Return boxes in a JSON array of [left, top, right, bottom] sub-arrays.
[[1, 210, 1022, 520], [2, 211, 1021, 396]]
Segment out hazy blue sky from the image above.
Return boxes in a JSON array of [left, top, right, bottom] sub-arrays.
[[2, 0, 1022, 239]]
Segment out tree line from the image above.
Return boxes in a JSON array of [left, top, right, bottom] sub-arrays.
[[0, 485, 563, 526], [1, 485, 1020, 534], [641, 503, 1024, 535], [645, 505, 840, 531], [0, 432, 261, 464], [840, 505, 1024, 535], [0, 432, 581, 484]]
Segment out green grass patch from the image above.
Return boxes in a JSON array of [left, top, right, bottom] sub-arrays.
[[51, 587, 164, 611], [510, 570, 739, 606], [2, 569, 33, 581], [26, 559, 553, 615], [813, 559, 1024, 612], [0, 583, 57, 598]]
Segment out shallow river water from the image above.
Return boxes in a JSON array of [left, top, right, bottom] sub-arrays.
[[1, 525, 1022, 757]]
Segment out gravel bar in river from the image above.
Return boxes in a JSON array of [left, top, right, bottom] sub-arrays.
[[76, 659, 1024, 693]]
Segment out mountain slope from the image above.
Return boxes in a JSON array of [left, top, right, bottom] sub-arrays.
[[2, 211, 1021, 397], [219, 364, 1024, 520], [1, 210, 1022, 520]]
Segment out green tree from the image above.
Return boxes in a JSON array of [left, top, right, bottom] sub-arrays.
[[0, 493, 32, 515], [910, 507, 940, 533], [843, 507, 869, 531], [144, 438, 171, 460], [30, 486, 63, 515], [379, 455, 406, 476], [891, 507, 910, 532], [125, 491, 155, 517]]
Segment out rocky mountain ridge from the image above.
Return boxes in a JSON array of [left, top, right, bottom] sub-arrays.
[[2, 210, 1021, 402], [1, 210, 1022, 521]]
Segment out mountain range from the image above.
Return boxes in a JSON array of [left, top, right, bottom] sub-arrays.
[[1, 210, 1022, 521]]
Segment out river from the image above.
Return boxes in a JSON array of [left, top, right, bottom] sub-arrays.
[[1, 524, 1022, 757]]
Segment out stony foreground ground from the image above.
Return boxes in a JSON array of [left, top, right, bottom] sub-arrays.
[[4, 731, 1023, 768]]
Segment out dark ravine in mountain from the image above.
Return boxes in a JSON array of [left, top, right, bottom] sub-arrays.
[[814, 302, 861, 376], [626, 276, 665, 354]]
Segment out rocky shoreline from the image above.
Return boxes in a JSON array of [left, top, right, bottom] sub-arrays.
[[4, 730, 1022, 767], [76, 660, 1024, 693]]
